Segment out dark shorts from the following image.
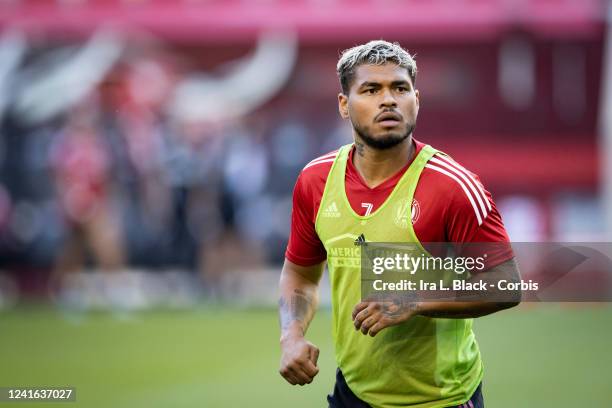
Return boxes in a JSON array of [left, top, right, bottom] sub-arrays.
[[327, 369, 484, 408]]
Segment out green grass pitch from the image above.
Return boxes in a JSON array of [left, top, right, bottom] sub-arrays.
[[0, 304, 610, 407]]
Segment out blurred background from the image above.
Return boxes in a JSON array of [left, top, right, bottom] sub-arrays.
[[0, 0, 611, 407]]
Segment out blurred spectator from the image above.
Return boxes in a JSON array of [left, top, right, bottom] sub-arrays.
[[49, 95, 125, 281]]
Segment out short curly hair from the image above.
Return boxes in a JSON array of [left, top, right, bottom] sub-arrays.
[[336, 40, 418, 94]]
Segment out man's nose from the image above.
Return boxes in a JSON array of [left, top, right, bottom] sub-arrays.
[[379, 89, 397, 108]]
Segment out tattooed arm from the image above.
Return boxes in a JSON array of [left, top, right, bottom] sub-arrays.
[[278, 259, 325, 386], [353, 258, 521, 336]]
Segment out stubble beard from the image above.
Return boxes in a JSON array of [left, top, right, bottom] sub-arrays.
[[352, 121, 416, 150]]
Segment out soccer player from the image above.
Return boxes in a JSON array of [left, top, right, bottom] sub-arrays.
[[278, 40, 521, 407]]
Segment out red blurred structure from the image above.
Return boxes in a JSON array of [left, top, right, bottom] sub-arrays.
[[1, 0, 605, 43]]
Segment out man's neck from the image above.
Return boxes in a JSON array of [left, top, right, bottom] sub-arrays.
[[352, 136, 415, 189]]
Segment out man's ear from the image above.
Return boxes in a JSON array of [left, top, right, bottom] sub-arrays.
[[338, 93, 349, 119], [415, 89, 420, 112]]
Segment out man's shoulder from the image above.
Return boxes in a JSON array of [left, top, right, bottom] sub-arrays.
[[298, 149, 341, 184], [291, 149, 341, 217], [422, 151, 483, 190], [421, 150, 492, 226]]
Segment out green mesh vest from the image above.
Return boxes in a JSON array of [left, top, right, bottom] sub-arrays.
[[315, 143, 483, 408]]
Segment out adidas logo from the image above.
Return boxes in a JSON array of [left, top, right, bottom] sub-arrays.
[[322, 201, 341, 218], [354, 234, 366, 246]]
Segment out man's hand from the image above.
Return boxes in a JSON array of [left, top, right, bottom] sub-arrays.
[[279, 335, 320, 385], [352, 297, 420, 337], [278, 259, 324, 386]]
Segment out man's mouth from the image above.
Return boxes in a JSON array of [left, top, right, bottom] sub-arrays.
[[376, 112, 402, 127]]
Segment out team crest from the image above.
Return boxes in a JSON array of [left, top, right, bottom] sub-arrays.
[[411, 198, 420, 224], [393, 198, 420, 229], [393, 198, 410, 229]]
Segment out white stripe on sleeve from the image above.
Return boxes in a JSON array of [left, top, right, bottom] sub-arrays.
[[437, 155, 492, 211], [430, 156, 488, 220], [303, 157, 336, 170], [425, 163, 484, 225]]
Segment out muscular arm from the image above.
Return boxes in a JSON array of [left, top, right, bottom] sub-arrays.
[[278, 259, 325, 385], [279, 259, 324, 339], [353, 258, 521, 336], [417, 257, 522, 318]]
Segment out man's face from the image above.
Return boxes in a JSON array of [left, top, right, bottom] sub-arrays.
[[339, 63, 419, 150]]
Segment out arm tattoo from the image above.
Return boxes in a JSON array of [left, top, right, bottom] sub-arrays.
[[279, 289, 312, 330], [381, 297, 418, 321]]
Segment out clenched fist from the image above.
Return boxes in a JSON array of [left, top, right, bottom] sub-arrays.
[[279, 336, 320, 385]]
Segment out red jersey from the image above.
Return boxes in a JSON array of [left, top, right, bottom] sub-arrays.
[[286, 139, 512, 268], [51, 130, 110, 223]]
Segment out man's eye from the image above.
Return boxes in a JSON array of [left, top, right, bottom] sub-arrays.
[[396, 87, 408, 93], [365, 88, 377, 94]]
